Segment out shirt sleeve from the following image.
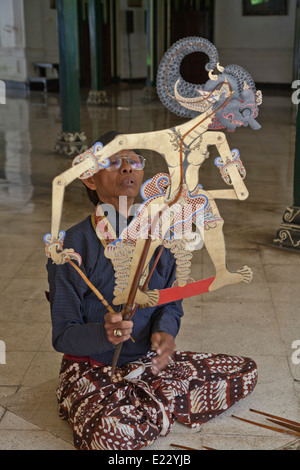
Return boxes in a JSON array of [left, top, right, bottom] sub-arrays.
[[47, 223, 115, 357]]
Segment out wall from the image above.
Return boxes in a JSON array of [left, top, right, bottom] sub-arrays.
[[24, 0, 59, 77], [214, 0, 297, 84], [0, 0, 27, 84], [1, 0, 295, 87], [0, 0, 59, 86], [117, 0, 148, 80]]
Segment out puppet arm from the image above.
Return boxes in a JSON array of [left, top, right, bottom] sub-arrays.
[[45, 157, 101, 265], [45, 130, 172, 265], [94, 131, 173, 162], [205, 189, 238, 199], [200, 131, 249, 201]]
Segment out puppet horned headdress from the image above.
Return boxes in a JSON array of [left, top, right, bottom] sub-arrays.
[[156, 36, 262, 132]]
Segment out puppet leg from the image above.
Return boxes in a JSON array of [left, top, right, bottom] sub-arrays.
[[110, 238, 161, 307], [200, 198, 252, 291]]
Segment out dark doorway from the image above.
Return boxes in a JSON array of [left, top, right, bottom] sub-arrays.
[[170, 0, 215, 84], [78, 0, 91, 89]]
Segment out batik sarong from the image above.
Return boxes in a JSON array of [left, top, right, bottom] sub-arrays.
[[56, 351, 257, 450]]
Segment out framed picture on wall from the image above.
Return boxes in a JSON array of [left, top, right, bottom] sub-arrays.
[[243, 0, 288, 16]]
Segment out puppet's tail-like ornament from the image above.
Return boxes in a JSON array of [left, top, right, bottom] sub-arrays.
[[156, 36, 220, 119]]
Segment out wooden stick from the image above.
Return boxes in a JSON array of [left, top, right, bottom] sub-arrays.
[[111, 214, 167, 376], [123, 237, 154, 319], [129, 245, 165, 320], [170, 443, 217, 451], [66, 258, 115, 314], [66, 258, 135, 343], [267, 418, 300, 434], [231, 415, 300, 438], [170, 444, 199, 451], [250, 409, 300, 427], [141, 245, 165, 291], [110, 237, 153, 376]]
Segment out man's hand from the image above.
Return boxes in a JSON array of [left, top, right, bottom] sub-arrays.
[[151, 332, 175, 375], [104, 311, 133, 345]]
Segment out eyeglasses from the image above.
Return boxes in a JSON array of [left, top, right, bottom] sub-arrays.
[[101, 154, 146, 171]]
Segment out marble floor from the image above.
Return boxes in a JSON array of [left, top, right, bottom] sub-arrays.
[[0, 83, 299, 450]]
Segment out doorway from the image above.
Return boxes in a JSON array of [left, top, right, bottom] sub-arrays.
[[170, 0, 215, 84]]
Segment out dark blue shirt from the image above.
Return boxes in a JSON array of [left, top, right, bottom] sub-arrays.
[[47, 215, 183, 366]]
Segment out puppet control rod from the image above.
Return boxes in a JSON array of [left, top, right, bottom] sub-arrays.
[[108, 91, 242, 374]]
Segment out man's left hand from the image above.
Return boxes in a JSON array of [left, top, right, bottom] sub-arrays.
[[151, 332, 175, 375]]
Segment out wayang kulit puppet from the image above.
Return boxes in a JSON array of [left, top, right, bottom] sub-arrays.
[[44, 37, 262, 374]]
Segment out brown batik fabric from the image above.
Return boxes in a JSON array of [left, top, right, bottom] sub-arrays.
[[56, 351, 258, 450]]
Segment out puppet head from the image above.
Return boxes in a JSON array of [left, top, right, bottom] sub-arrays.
[[156, 36, 262, 132]]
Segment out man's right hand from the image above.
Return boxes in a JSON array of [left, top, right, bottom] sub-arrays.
[[104, 311, 133, 345]]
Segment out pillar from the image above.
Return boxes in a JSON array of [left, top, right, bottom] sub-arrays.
[[87, 0, 109, 105], [273, 3, 300, 250], [55, 0, 87, 156]]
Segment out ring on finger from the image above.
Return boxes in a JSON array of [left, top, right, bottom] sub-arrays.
[[114, 329, 123, 337]]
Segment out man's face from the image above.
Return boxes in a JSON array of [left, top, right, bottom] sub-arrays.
[[84, 149, 144, 209]]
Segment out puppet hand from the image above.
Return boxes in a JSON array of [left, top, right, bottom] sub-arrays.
[[113, 288, 159, 308], [104, 311, 133, 345], [151, 332, 175, 375]]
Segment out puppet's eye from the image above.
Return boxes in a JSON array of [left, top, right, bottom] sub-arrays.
[[241, 108, 251, 117]]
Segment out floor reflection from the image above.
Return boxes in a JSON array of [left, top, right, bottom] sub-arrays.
[[0, 98, 33, 212]]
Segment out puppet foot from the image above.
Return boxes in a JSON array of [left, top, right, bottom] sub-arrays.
[[209, 265, 253, 291], [113, 288, 160, 308]]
